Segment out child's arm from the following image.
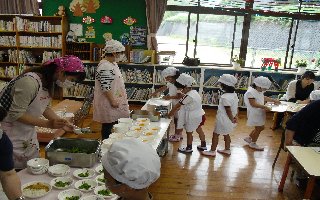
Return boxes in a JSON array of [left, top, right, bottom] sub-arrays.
[[150, 86, 168, 97], [248, 98, 271, 111], [168, 103, 182, 117], [163, 92, 183, 100], [225, 106, 237, 123], [264, 96, 281, 105]]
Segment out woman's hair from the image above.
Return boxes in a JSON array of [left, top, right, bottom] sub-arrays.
[[173, 71, 180, 80], [221, 83, 235, 93], [301, 71, 315, 80], [174, 81, 186, 89], [0, 105, 7, 122], [24, 63, 86, 96], [251, 83, 257, 89]]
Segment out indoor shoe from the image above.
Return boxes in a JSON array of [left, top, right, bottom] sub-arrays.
[[178, 147, 193, 153], [244, 136, 252, 144], [202, 150, 216, 157], [197, 145, 207, 151], [217, 149, 231, 155], [249, 142, 264, 151]]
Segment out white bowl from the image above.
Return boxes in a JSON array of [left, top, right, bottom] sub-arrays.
[[94, 185, 115, 199], [109, 132, 124, 139], [95, 164, 103, 174], [95, 174, 106, 185], [22, 181, 51, 199], [113, 123, 129, 133], [148, 126, 161, 133], [130, 126, 144, 132], [135, 122, 149, 128], [102, 138, 115, 150], [118, 118, 133, 124], [73, 168, 95, 179], [80, 195, 105, 200], [143, 130, 157, 137], [139, 135, 155, 143], [58, 189, 83, 200], [125, 130, 141, 138], [27, 158, 49, 175], [48, 164, 70, 177], [74, 179, 97, 192], [50, 176, 73, 190], [136, 118, 150, 123]]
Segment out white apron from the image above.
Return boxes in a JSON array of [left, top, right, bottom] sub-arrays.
[[177, 90, 205, 132], [214, 93, 239, 135], [93, 60, 130, 123], [244, 87, 266, 126], [0, 73, 51, 169], [167, 82, 180, 119]]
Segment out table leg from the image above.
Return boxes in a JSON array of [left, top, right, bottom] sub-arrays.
[[304, 176, 316, 199], [271, 112, 278, 130], [278, 154, 292, 192]]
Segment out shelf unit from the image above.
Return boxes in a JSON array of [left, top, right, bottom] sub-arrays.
[[64, 62, 320, 107], [0, 15, 67, 80], [66, 42, 94, 62]]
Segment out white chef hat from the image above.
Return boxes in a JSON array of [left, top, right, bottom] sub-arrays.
[[161, 67, 178, 78], [253, 76, 271, 89], [218, 74, 237, 87], [176, 73, 194, 87], [101, 138, 161, 190], [103, 38, 125, 54], [310, 90, 320, 101]]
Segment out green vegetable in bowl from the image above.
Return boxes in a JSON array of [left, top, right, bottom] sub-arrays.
[[98, 189, 112, 196], [97, 178, 105, 183], [65, 196, 80, 200], [78, 182, 91, 190], [78, 170, 89, 177], [54, 181, 71, 188]]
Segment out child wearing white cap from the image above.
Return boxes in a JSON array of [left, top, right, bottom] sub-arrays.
[[151, 67, 183, 142], [93, 36, 130, 139], [101, 138, 160, 200], [244, 76, 280, 150], [202, 74, 239, 157], [168, 73, 207, 153], [309, 90, 320, 102]]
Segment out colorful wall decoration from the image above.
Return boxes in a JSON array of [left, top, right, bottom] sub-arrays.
[[43, 0, 147, 45]]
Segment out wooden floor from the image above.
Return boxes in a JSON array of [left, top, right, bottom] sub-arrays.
[[40, 104, 320, 200]]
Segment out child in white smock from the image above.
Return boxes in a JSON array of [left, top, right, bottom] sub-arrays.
[[150, 67, 183, 142], [244, 76, 280, 151], [202, 74, 239, 157], [168, 73, 207, 153]]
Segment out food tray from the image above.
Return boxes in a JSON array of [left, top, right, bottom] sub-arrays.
[[45, 138, 100, 168], [130, 110, 161, 122]]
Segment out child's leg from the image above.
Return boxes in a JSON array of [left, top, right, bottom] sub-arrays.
[[202, 132, 218, 157], [196, 127, 207, 150], [169, 127, 183, 142], [223, 134, 231, 150], [178, 131, 193, 153], [251, 125, 264, 143]]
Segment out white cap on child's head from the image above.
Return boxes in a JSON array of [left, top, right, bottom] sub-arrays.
[[161, 67, 178, 78], [176, 73, 194, 87], [101, 138, 161, 190], [218, 74, 237, 87], [310, 90, 320, 101], [253, 76, 271, 89]]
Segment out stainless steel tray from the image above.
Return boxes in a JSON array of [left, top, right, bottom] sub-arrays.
[[130, 110, 161, 122], [45, 138, 100, 168]]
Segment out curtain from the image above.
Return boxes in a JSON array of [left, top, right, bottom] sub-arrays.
[[145, 0, 167, 51], [0, 0, 40, 15]]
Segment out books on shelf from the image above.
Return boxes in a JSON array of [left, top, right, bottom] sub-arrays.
[[126, 87, 152, 101], [63, 83, 93, 98], [121, 68, 152, 84], [0, 36, 16, 46], [16, 17, 62, 32]]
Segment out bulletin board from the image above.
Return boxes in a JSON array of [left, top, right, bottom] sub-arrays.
[[42, 0, 148, 45]]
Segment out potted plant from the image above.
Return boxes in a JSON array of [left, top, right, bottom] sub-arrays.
[[231, 55, 244, 70], [295, 59, 307, 74]]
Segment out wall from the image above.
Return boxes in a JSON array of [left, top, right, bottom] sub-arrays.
[[42, 0, 147, 45]]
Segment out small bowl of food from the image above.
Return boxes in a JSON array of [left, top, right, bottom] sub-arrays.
[[139, 135, 155, 143], [135, 122, 149, 128], [48, 164, 71, 177], [73, 168, 95, 179], [27, 158, 49, 175], [130, 126, 143, 132], [109, 132, 124, 139], [95, 174, 106, 185], [125, 130, 140, 138], [74, 179, 97, 192], [94, 185, 115, 199], [143, 130, 157, 137], [22, 181, 51, 199], [50, 176, 73, 190], [80, 195, 105, 200], [118, 118, 133, 125], [58, 189, 83, 200], [148, 126, 161, 133], [136, 118, 150, 123], [95, 164, 104, 174]]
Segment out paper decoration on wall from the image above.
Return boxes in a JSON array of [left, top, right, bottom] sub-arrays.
[[83, 0, 100, 13], [82, 16, 95, 24], [70, 23, 83, 36], [100, 16, 112, 24], [85, 26, 95, 38], [123, 16, 137, 26], [120, 33, 134, 46], [130, 26, 147, 46], [70, 0, 86, 16], [103, 32, 112, 42]]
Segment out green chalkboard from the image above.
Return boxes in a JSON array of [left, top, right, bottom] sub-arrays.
[[42, 0, 147, 45]]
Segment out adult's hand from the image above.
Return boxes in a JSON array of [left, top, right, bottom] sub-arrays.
[[49, 119, 68, 129]]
